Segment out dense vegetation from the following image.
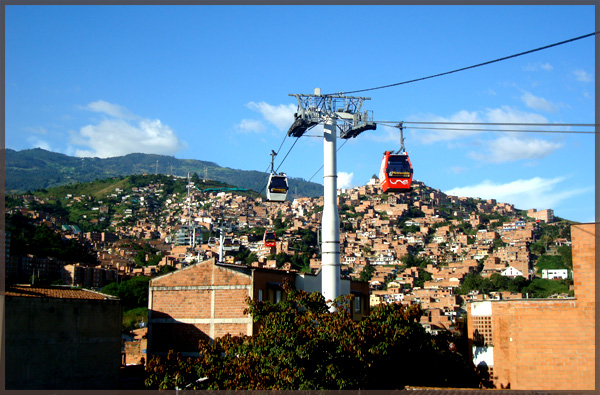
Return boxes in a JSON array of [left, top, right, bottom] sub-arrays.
[[456, 272, 571, 298], [144, 281, 479, 390]]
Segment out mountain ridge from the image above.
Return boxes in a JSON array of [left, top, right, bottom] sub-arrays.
[[5, 148, 323, 198]]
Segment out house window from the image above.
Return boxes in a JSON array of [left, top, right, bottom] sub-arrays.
[[266, 282, 285, 304], [258, 289, 263, 302], [354, 295, 362, 313]]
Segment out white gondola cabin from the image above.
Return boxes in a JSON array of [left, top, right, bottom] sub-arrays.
[[266, 173, 289, 202]]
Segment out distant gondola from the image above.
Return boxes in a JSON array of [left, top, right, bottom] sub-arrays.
[[208, 237, 217, 247], [379, 151, 413, 192], [223, 237, 233, 251], [267, 173, 289, 202], [264, 231, 277, 247]]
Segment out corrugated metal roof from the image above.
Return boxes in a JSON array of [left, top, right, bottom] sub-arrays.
[[5, 285, 118, 300]]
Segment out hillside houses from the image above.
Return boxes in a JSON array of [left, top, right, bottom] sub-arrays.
[[7, 174, 563, 337]]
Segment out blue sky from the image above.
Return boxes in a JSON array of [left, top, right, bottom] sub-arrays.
[[5, 5, 596, 223]]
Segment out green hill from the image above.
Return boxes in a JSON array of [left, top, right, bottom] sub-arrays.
[[5, 148, 322, 199]]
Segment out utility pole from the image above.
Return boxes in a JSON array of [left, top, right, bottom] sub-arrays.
[[287, 88, 375, 309]]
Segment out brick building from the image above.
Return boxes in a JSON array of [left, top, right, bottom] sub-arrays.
[[467, 223, 595, 390], [147, 258, 370, 356], [526, 208, 554, 223]]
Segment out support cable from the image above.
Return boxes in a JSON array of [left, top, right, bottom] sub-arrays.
[[332, 32, 597, 95], [375, 121, 596, 135], [404, 126, 596, 135], [307, 139, 349, 183]]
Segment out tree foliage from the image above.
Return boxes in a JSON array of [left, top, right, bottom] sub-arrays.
[[145, 282, 478, 390], [102, 276, 151, 309], [455, 273, 528, 295], [6, 212, 97, 266]]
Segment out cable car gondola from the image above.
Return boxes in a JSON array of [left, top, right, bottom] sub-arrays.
[[208, 237, 216, 247], [267, 173, 289, 202], [223, 237, 233, 251], [265, 150, 289, 202], [232, 239, 240, 251], [264, 231, 276, 247], [379, 123, 414, 192], [380, 151, 413, 192]]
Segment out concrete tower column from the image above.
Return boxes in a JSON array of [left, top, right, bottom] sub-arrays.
[[321, 116, 340, 310]]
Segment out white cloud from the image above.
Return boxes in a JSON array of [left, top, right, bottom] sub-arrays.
[[470, 135, 562, 163], [338, 171, 355, 189], [411, 110, 483, 144], [27, 127, 47, 134], [485, 105, 549, 125], [521, 91, 558, 113], [27, 136, 53, 151], [449, 166, 467, 174], [72, 101, 186, 158], [246, 101, 296, 131], [85, 100, 137, 120], [236, 119, 266, 133], [523, 62, 553, 72], [573, 69, 592, 82], [444, 176, 591, 211]]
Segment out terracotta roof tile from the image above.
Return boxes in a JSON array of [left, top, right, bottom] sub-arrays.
[[5, 285, 117, 300]]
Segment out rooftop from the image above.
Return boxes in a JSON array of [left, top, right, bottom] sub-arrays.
[[5, 285, 118, 300]]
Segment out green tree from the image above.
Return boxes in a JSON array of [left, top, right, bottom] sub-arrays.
[[358, 264, 376, 282], [414, 268, 433, 288], [144, 282, 478, 390], [558, 245, 573, 269], [102, 276, 151, 309]]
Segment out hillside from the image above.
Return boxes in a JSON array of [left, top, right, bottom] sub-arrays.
[[5, 148, 323, 199]]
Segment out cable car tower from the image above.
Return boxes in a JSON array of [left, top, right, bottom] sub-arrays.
[[287, 88, 376, 309]]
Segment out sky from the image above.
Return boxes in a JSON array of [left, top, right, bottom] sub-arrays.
[[5, 4, 596, 223]]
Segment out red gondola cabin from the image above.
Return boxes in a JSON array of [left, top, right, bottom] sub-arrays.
[[379, 151, 413, 192], [264, 231, 277, 247]]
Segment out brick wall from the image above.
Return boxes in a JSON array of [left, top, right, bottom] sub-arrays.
[[148, 259, 253, 356], [468, 223, 595, 390], [124, 338, 147, 365]]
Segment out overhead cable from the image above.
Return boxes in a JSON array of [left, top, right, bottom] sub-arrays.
[[405, 126, 596, 134], [332, 32, 597, 95], [399, 121, 596, 127], [275, 137, 300, 173], [375, 121, 596, 134]]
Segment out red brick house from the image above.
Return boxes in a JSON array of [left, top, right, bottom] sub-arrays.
[[147, 258, 369, 356]]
